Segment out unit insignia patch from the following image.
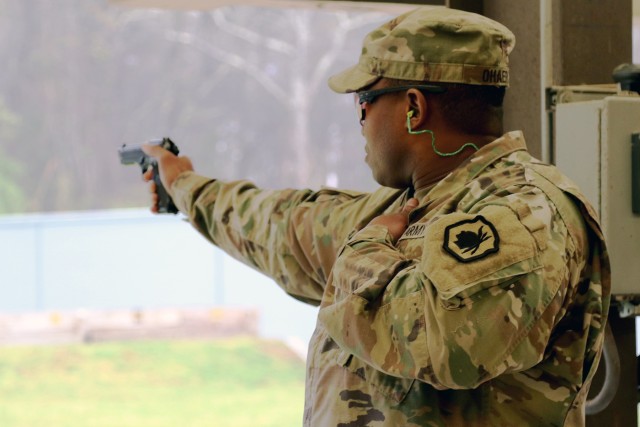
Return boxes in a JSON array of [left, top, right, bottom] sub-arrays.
[[443, 215, 500, 263]]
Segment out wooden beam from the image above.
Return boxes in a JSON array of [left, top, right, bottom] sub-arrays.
[[108, 0, 433, 12], [446, 0, 482, 14], [483, 0, 543, 160], [552, 0, 632, 85]]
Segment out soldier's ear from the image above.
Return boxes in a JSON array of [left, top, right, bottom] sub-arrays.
[[405, 89, 429, 124]]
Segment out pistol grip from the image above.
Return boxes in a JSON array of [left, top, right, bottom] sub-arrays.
[[151, 161, 178, 214]]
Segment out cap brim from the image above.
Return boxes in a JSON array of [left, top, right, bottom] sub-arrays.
[[328, 63, 380, 93]]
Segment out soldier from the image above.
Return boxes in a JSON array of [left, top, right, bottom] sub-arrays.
[[142, 7, 610, 427]]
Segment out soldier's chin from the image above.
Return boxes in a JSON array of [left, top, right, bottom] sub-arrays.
[[371, 171, 408, 190]]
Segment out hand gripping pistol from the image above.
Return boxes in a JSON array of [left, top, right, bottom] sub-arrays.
[[119, 137, 180, 214]]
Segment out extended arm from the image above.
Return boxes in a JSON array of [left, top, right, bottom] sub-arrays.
[[141, 143, 409, 305]]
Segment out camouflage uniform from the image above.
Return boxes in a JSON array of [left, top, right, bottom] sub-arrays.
[[169, 7, 610, 427], [171, 131, 609, 426]]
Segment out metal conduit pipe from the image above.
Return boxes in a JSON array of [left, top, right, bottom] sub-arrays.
[[585, 322, 620, 415]]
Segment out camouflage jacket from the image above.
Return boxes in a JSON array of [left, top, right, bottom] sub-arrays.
[[171, 131, 610, 427]]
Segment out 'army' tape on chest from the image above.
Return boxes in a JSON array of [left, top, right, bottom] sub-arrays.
[[398, 223, 427, 241]]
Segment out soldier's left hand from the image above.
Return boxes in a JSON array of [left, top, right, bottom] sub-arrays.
[[369, 198, 418, 242]]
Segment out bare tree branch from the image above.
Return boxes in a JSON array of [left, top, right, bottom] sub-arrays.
[[114, 9, 167, 29], [308, 12, 387, 98], [307, 12, 349, 98], [165, 30, 289, 106], [211, 9, 295, 56], [340, 11, 389, 31]]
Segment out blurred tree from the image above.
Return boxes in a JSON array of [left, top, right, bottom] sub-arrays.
[[0, 97, 24, 213], [165, 8, 384, 185], [0, 1, 387, 214]]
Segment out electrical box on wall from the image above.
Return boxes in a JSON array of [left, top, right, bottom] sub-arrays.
[[551, 87, 640, 295]]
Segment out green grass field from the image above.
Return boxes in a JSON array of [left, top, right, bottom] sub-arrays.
[[0, 338, 306, 427]]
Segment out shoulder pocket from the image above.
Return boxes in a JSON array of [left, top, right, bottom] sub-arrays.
[[423, 205, 542, 300]]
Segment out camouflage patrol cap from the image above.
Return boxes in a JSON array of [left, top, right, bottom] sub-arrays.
[[328, 7, 515, 92]]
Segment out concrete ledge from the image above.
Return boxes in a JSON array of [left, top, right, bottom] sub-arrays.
[[0, 307, 259, 345]]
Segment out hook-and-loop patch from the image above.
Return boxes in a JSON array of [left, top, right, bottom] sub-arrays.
[[443, 215, 500, 263], [423, 205, 541, 300]]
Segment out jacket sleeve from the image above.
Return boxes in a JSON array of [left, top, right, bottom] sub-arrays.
[[318, 197, 585, 390], [170, 171, 397, 306]]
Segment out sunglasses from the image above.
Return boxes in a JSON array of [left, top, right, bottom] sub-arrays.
[[354, 84, 446, 124]]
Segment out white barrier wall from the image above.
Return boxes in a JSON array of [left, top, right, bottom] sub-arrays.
[[0, 209, 318, 349]]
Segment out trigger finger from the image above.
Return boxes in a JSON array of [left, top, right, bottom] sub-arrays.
[[142, 166, 155, 181]]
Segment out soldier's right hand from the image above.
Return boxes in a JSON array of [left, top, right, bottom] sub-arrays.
[[141, 144, 194, 213]]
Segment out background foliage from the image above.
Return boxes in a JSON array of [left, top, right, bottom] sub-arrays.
[[0, 338, 306, 427], [0, 0, 388, 214]]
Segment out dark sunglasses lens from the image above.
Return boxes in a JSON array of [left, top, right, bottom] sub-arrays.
[[354, 94, 366, 122]]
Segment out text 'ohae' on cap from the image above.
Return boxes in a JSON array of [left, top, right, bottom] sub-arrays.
[[328, 7, 516, 93]]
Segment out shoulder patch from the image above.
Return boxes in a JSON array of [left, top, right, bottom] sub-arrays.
[[443, 215, 499, 262], [422, 206, 540, 300]]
